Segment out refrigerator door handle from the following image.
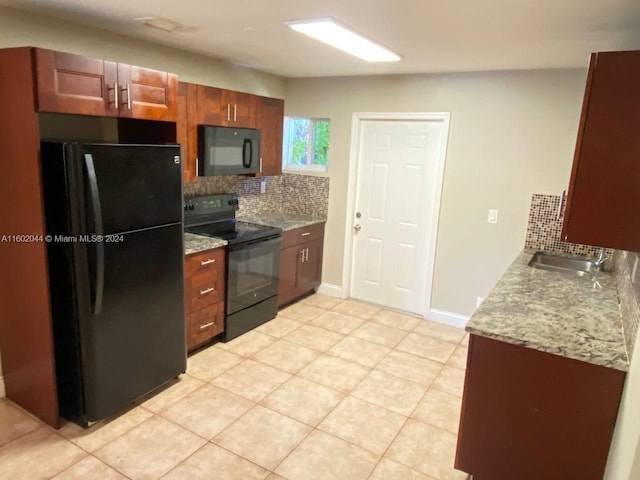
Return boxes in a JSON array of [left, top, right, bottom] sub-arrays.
[[84, 154, 105, 315]]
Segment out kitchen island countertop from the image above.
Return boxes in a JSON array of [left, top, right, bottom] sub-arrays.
[[466, 250, 628, 371], [184, 233, 227, 256], [239, 212, 326, 231]]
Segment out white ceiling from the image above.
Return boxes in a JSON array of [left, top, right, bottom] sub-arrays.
[[4, 0, 640, 77]]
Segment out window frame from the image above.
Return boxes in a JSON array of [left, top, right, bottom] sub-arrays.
[[282, 116, 330, 173]]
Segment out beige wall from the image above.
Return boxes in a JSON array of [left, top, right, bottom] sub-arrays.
[[285, 69, 587, 316], [0, 7, 285, 98]]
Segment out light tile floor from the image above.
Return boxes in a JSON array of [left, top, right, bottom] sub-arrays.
[[0, 295, 471, 480]]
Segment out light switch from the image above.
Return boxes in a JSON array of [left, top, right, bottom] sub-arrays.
[[260, 178, 267, 194], [488, 209, 499, 224]]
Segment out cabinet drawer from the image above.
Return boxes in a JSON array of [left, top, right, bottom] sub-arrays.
[[281, 223, 325, 249], [187, 272, 224, 313], [185, 247, 225, 278], [187, 301, 224, 350]]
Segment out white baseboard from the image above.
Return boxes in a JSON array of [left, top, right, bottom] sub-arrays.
[[317, 283, 344, 298], [428, 309, 470, 329], [0, 376, 5, 399]]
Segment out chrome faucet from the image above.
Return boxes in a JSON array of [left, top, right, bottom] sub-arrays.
[[593, 248, 609, 270]]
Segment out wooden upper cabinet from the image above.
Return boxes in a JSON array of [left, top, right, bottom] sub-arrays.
[[178, 82, 198, 183], [196, 85, 256, 128], [256, 96, 284, 176], [33, 48, 177, 122], [117, 64, 178, 121], [562, 50, 640, 250], [34, 49, 118, 116], [225, 90, 256, 128]]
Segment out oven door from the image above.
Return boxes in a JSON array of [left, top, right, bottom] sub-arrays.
[[227, 236, 281, 315]]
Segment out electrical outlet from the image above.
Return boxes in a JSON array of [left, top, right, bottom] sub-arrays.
[[260, 178, 267, 194], [476, 296, 485, 308], [487, 209, 499, 224]]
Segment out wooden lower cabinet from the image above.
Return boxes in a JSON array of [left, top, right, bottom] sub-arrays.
[[278, 223, 325, 307], [184, 247, 226, 351], [455, 334, 626, 480]]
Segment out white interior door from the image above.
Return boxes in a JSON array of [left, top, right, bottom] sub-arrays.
[[350, 118, 447, 315]]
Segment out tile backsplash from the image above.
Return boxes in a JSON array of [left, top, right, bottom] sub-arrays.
[[616, 252, 640, 359], [525, 194, 609, 258], [183, 173, 329, 219]]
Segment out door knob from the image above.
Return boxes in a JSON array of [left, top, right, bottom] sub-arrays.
[[354, 224, 361, 232]]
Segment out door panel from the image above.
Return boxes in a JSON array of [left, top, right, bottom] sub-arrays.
[[82, 224, 185, 421], [117, 64, 178, 121], [256, 96, 284, 176], [35, 49, 118, 116], [225, 91, 257, 128], [351, 120, 446, 314], [197, 85, 226, 125]]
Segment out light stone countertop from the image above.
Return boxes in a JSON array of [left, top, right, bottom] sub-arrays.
[[184, 233, 227, 256], [466, 250, 629, 372], [238, 212, 326, 231]]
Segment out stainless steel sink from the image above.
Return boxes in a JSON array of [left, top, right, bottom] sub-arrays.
[[528, 251, 597, 276]]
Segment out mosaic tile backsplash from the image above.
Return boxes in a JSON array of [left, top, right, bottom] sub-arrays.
[[615, 251, 640, 358], [183, 173, 329, 219], [525, 194, 611, 258]]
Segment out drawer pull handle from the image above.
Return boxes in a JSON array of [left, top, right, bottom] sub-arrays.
[[199, 287, 215, 295], [201, 258, 216, 265], [199, 322, 215, 330], [301, 232, 311, 237]]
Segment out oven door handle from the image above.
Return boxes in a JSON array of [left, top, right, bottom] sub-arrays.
[[229, 235, 282, 252]]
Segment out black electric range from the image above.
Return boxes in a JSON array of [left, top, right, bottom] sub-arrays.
[[184, 194, 282, 341]]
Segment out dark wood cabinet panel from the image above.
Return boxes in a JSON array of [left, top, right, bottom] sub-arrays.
[[256, 96, 284, 176], [456, 334, 625, 480], [178, 82, 198, 183], [196, 85, 256, 128], [225, 90, 257, 128], [0, 47, 59, 427], [184, 247, 226, 351], [196, 85, 226, 126], [278, 224, 325, 307], [33, 48, 177, 122], [562, 50, 640, 250], [117, 64, 178, 121], [187, 301, 224, 349], [298, 239, 323, 294], [34, 48, 118, 117]]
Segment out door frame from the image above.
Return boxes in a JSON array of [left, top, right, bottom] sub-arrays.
[[342, 112, 451, 319]]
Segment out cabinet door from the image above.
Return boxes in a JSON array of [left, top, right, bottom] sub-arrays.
[[298, 239, 323, 294], [256, 96, 284, 176], [178, 82, 198, 183], [196, 85, 226, 126], [224, 90, 257, 128], [278, 245, 300, 307], [116, 64, 178, 121], [562, 51, 640, 250], [34, 48, 118, 116]]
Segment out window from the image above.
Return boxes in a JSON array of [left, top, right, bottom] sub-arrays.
[[283, 117, 330, 172]]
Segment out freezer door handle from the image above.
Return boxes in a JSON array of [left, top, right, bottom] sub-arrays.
[[84, 154, 105, 315]]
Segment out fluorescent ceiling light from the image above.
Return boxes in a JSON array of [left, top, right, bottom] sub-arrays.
[[285, 17, 401, 62]]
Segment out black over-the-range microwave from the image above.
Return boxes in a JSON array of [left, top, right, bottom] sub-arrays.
[[197, 125, 261, 176]]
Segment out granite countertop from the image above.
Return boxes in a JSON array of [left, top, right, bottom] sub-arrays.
[[238, 212, 326, 232], [467, 250, 628, 371], [184, 233, 227, 256]]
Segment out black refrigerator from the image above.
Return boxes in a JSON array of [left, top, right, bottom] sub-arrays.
[[41, 142, 186, 427]]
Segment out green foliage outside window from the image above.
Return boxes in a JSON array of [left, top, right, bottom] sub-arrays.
[[284, 117, 330, 170]]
